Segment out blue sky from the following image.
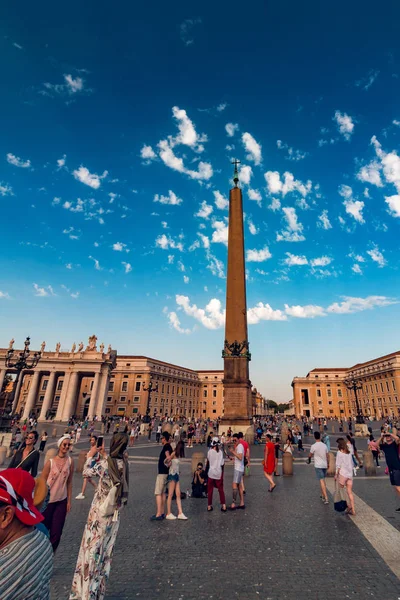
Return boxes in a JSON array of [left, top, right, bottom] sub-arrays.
[[1, 0, 400, 402]]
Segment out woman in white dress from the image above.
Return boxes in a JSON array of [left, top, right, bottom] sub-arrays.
[[335, 438, 355, 515]]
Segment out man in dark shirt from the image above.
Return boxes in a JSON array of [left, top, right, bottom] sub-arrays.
[[151, 431, 172, 521], [379, 431, 400, 512]]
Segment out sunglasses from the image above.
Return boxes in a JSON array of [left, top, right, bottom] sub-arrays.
[[62, 443, 71, 448]]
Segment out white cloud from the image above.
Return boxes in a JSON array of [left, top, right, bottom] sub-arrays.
[[88, 256, 102, 270], [276, 207, 305, 242], [357, 161, 382, 186], [367, 246, 386, 267], [155, 234, 183, 251], [211, 220, 229, 245], [176, 295, 225, 330], [339, 185, 365, 223], [284, 304, 325, 318], [317, 209, 332, 230], [64, 74, 84, 93], [371, 136, 400, 195], [284, 253, 308, 266], [248, 219, 259, 235], [355, 69, 379, 91], [268, 198, 281, 211], [157, 139, 213, 180], [73, 166, 107, 189], [197, 233, 210, 249], [352, 264, 362, 274], [248, 189, 262, 206], [0, 291, 10, 299], [168, 311, 191, 334], [154, 190, 183, 205], [247, 303, 287, 324], [246, 246, 272, 262], [161, 221, 168, 229], [63, 226, 81, 240], [177, 261, 185, 272], [225, 123, 239, 137], [327, 295, 395, 314], [112, 242, 129, 252], [333, 110, 355, 140], [276, 140, 308, 161], [217, 103, 227, 112], [183, 275, 189, 284], [206, 252, 225, 278], [167, 255, 174, 264], [310, 256, 332, 267], [239, 165, 253, 185], [33, 283, 55, 297], [264, 170, 312, 198], [6, 153, 31, 168], [140, 145, 157, 164], [385, 194, 400, 217], [57, 155, 66, 169], [195, 201, 213, 219], [213, 190, 229, 210], [172, 106, 207, 150], [0, 183, 13, 196], [122, 261, 132, 273], [179, 18, 202, 46], [42, 73, 87, 97], [242, 132, 262, 165], [393, 120, 400, 127]]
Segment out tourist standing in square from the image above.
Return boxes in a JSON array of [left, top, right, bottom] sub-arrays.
[[308, 431, 329, 504]]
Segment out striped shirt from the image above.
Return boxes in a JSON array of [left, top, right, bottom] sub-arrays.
[[0, 528, 53, 600]]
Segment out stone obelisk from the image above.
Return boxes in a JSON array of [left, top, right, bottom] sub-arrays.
[[220, 160, 252, 432]]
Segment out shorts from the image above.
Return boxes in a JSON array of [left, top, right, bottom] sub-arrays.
[[154, 474, 168, 495], [167, 473, 179, 482], [338, 474, 351, 487], [233, 469, 244, 484], [389, 469, 400, 487], [315, 468, 327, 480]]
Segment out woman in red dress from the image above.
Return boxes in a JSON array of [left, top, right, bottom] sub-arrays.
[[263, 434, 276, 492]]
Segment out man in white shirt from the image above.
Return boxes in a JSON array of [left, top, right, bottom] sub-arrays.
[[228, 434, 245, 510], [308, 431, 329, 504]]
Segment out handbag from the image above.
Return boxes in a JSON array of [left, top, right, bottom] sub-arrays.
[[99, 483, 120, 517], [333, 481, 348, 512]]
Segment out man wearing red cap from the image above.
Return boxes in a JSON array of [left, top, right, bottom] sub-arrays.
[[0, 469, 53, 600]]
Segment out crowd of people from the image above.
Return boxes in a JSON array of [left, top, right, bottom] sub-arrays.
[[1, 414, 399, 599]]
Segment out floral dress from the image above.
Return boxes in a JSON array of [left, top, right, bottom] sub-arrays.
[[69, 457, 125, 600]]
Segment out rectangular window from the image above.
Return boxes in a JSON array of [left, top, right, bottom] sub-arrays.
[[380, 382, 384, 392], [375, 383, 378, 393], [328, 401, 332, 405], [90, 380, 94, 391], [134, 396, 140, 402], [120, 396, 126, 402], [392, 380, 396, 391], [42, 380, 48, 391], [135, 382, 141, 392], [133, 407, 138, 413], [212, 401, 217, 406], [213, 390, 217, 398], [327, 389, 332, 397], [203, 390, 208, 398], [338, 389, 342, 397], [370, 384, 373, 393], [213, 409, 216, 414], [39, 395, 44, 402], [108, 381, 114, 392], [167, 385, 170, 393], [386, 381, 390, 392], [57, 380, 63, 391], [105, 408, 111, 414], [121, 382, 128, 392], [55, 395, 60, 402], [107, 396, 112, 402], [316, 390, 321, 397], [172, 386, 175, 394]]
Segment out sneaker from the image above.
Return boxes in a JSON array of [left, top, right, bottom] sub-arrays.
[[75, 493, 85, 499], [166, 513, 177, 520], [377, 465, 381, 468], [395, 507, 400, 512], [177, 513, 188, 520], [150, 514, 164, 521], [353, 468, 357, 477], [324, 499, 329, 505]]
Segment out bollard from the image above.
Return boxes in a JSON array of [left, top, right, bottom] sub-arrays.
[[191, 451, 205, 474], [327, 452, 336, 477], [76, 449, 88, 473], [101, 423, 105, 434], [44, 448, 57, 464], [52, 427, 57, 438], [282, 451, 293, 476], [0, 446, 7, 466], [281, 423, 288, 444], [332, 424, 335, 434], [363, 449, 376, 476]]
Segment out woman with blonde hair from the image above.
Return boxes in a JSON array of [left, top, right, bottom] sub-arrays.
[[165, 440, 188, 520], [335, 438, 356, 515]]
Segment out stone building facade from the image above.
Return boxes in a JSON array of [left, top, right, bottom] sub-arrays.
[[292, 350, 400, 419], [0, 339, 242, 422]]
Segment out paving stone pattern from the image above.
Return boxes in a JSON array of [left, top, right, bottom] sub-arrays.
[[50, 438, 400, 600]]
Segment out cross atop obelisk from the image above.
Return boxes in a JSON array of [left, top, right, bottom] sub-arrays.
[[220, 160, 252, 432]]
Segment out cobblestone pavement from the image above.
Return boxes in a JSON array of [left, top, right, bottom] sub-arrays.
[[49, 435, 400, 600]]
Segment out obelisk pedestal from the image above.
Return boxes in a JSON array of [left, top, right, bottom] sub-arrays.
[[220, 162, 252, 434]]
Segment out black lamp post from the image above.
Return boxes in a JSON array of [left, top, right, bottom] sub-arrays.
[[142, 378, 158, 424], [1, 337, 41, 429], [344, 377, 364, 424]]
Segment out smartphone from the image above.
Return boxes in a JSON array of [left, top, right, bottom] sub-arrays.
[[97, 436, 104, 448]]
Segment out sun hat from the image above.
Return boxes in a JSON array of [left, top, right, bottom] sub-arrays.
[[0, 469, 44, 526], [211, 437, 220, 446]]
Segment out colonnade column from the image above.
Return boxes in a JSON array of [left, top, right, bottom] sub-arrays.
[[22, 371, 41, 420], [12, 373, 25, 414], [55, 372, 71, 421], [38, 372, 57, 422], [62, 372, 80, 422], [95, 368, 110, 419], [0, 370, 6, 395], [87, 372, 101, 421]]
